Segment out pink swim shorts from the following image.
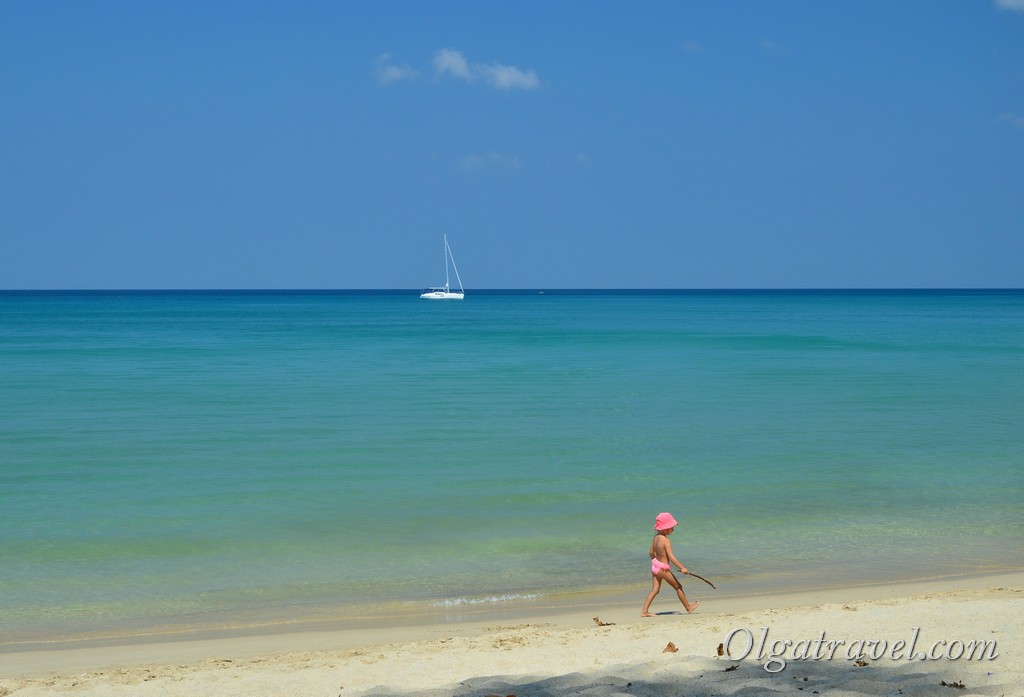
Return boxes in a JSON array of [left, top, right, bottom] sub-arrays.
[[651, 558, 671, 575]]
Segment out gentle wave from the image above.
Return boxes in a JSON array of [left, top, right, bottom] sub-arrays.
[[432, 593, 542, 607]]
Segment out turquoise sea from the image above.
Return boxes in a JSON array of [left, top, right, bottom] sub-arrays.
[[1, 290, 1022, 644]]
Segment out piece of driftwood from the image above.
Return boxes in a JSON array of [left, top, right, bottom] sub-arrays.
[[685, 571, 717, 589]]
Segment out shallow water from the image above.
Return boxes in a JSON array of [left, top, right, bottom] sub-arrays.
[[2, 290, 1022, 642]]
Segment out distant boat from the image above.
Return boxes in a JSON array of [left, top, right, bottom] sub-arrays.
[[420, 235, 465, 300]]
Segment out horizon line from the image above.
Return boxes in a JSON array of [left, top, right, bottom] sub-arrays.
[[2, 287, 1021, 294]]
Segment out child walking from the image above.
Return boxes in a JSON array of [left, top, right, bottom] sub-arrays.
[[641, 512, 700, 616]]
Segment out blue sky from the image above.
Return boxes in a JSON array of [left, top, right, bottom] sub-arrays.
[[2, 1, 1022, 289]]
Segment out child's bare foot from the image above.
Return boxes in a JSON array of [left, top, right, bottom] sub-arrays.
[[641, 612, 655, 617], [685, 601, 701, 614]]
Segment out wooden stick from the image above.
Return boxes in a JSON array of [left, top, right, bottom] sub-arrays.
[[685, 571, 716, 589]]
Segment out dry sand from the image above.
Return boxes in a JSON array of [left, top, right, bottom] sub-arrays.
[[1, 572, 1021, 697]]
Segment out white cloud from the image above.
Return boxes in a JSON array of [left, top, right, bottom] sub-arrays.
[[1000, 113, 1024, 131], [433, 48, 472, 80], [995, 0, 1024, 11], [459, 152, 522, 171], [760, 38, 789, 53], [374, 54, 417, 86], [459, 154, 486, 170], [478, 63, 540, 90], [375, 48, 541, 91], [433, 49, 540, 90]]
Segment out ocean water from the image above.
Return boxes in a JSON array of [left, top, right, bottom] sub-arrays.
[[1, 290, 1022, 643]]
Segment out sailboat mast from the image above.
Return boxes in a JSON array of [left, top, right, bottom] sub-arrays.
[[446, 236, 464, 294], [443, 234, 451, 291]]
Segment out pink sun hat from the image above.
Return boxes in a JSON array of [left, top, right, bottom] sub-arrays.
[[654, 512, 678, 530]]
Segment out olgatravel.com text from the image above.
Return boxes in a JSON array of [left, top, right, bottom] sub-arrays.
[[723, 626, 999, 673]]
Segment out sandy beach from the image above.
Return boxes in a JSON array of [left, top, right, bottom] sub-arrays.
[[1, 571, 1020, 697]]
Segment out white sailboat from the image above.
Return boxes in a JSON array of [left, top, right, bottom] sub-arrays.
[[420, 235, 465, 299]]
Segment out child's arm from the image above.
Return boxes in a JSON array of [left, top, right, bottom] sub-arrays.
[[664, 538, 689, 574]]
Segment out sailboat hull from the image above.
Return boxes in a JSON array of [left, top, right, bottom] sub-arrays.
[[419, 290, 465, 299]]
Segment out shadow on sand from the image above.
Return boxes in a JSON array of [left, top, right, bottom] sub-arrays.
[[359, 654, 1005, 697]]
